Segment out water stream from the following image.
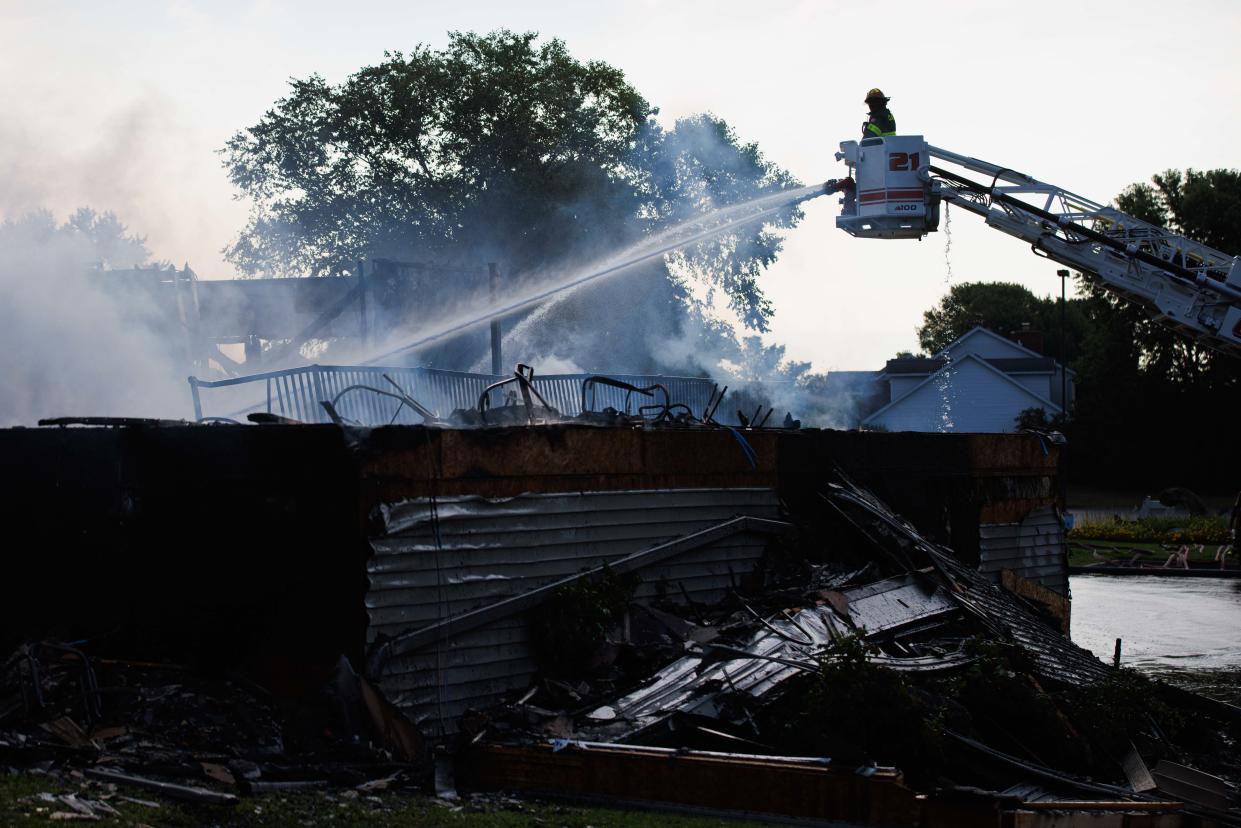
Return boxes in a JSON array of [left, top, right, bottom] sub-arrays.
[[359, 184, 824, 365], [210, 183, 824, 420]]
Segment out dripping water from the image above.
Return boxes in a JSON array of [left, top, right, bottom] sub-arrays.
[[935, 201, 957, 431]]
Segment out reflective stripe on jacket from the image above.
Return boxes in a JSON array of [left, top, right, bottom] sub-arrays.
[[864, 109, 896, 138]]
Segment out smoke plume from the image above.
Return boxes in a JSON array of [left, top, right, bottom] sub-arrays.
[[0, 210, 188, 425]]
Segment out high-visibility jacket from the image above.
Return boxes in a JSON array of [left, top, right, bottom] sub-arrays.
[[863, 108, 896, 138]]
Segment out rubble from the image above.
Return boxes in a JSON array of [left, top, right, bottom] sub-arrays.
[[4, 411, 1238, 825], [451, 473, 1241, 825], [0, 645, 429, 815]]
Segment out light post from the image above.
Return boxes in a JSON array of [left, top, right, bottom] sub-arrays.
[[1056, 269, 1069, 417], [1056, 268, 1071, 528]]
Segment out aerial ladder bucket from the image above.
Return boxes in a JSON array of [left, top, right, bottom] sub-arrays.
[[833, 135, 940, 240], [823, 133, 1241, 357]]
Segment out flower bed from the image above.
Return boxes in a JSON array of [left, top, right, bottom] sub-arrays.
[[1069, 514, 1230, 544]]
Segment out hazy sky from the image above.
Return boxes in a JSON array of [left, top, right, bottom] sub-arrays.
[[3, 0, 1239, 369]]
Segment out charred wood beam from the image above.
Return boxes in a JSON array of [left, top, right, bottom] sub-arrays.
[[265, 279, 366, 366], [37, 417, 189, 428], [211, 344, 244, 377]]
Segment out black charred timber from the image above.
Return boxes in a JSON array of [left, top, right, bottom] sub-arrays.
[[488, 263, 502, 376], [38, 417, 191, 427], [248, 412, 305, 425], [0, 423, 364, 694]]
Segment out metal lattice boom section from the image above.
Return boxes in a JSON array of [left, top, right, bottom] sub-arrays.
[[923, 145, 1241, 357]]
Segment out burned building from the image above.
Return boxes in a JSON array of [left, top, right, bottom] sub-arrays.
[[2, 379, 1236, 824]]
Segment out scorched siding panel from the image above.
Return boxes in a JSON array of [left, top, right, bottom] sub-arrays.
[[978, 506, 1068, 594], [366, 487, 781, 735]]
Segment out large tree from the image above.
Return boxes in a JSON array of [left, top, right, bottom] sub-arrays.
[[1118, 169, 1241, 255], [915, 281, 1089, 367], [222, 30, 800, 334]]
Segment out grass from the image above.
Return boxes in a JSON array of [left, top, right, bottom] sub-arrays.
[[1067, 539, 1228, 567], [0, 771, 772, 828]]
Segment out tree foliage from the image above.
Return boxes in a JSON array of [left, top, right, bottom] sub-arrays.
[[1, 208, 150, 269], [1107, 169, 1241, 384], [222, 30, 800, 332], [917, 281, 1088, 359], [1118, 168, 1241, 254], [1067, 168, 1241, 490], [784, 633, 943, 775]]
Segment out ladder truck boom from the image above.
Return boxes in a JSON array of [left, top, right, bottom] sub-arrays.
[[825, 136, 1241, 357]]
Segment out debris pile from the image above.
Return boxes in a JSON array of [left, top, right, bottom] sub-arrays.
[[3, 461, 1238, 825], [0, 647, 428, 809], [454, 475, 1241, 823], [321, 367, 785, 431]]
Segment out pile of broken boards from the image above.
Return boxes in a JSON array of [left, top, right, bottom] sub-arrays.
[[459, 477, 1241, 826], [0, 647, 428, 813]]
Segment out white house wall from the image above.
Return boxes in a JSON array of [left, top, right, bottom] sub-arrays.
[[887, 375, 923, 402], [945, 328, 1033, 361], [866, 358, 1048, 433], [1012, 373, 1053, 400]]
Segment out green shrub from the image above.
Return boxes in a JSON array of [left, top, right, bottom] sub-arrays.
[[788, 633, 943, 774], [1069, 514, 1229, 544], [946, 638, 1089, 773], [1061, 667, 1183, 766], [529, 564, 638, 678]]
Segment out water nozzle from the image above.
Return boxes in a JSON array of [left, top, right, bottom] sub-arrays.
[[822, 177, 855, 196]]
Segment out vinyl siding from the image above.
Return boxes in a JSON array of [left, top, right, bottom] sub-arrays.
[[866, 358, 1046, 433], [367, 488, 781, 735], [1012, 373, 1053, 400], [945, 328, 1033, 361], [888, 375, 923, 402], [979, 506, 1068, 594]]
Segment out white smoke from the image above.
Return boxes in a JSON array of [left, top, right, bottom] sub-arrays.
[[0, 210, 188, 425], [0, 95, 243, 279]]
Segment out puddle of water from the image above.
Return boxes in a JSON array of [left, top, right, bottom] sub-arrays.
[[1070, 574, 1241, 703]]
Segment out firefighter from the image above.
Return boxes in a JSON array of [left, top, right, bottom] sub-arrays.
[[863, 88, 896, 139]]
